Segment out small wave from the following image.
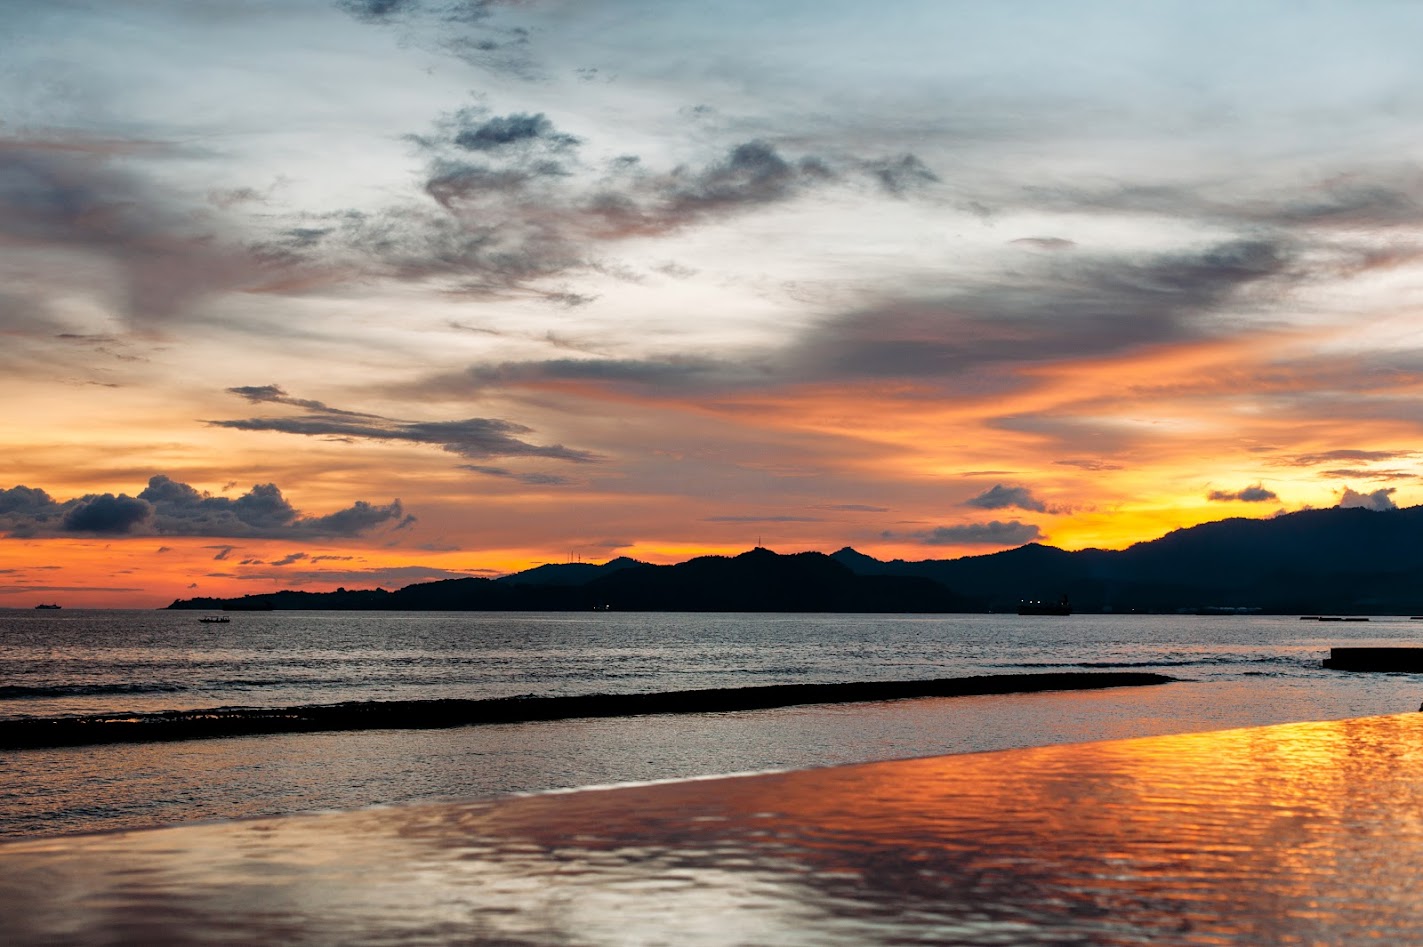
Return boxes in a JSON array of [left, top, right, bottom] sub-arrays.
[[999, 655, 1309, 671], [0, 682, 190, 700], [0, 670, 1176, 751], [0, 677, 331, 700], [997, 660, 1203, 669]]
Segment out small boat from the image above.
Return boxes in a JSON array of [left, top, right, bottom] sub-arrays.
[[199, 615, 231, 624], [33, 603, 61, 610], [1018, 595, 1071, 616]]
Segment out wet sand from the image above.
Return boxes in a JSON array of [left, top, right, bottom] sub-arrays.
[[3, 711, 1421, 945]]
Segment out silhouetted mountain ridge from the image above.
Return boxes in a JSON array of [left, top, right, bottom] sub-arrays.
[[828, 506, 1423, 613], [172, 548, 972, 612], [169, 506, 1423, 614]]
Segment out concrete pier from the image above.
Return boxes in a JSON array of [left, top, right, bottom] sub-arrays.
[[1322, 647, 1423, 672]]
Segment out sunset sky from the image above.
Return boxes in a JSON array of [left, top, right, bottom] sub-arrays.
[[5, 0, 1423, 606]]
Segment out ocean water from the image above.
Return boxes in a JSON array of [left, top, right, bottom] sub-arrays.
[[2, 609, 1421, 840]]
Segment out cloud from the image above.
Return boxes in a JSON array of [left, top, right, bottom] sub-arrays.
[[1207, 484, 1279, 503], [211, 386, 597, 464], [862, 154, 939, 196], [223, 564, 475, 587], [0, 136, 281, 328], [304, 500, 413, 534], [336, 0, 420, 22], [452, 355, 762, 393], [321, 126, 852, 303], [790, 238, 1294, 384], [227, 384, 377, 417], [458, 465, 573, 485], [820, 504, 890, 512], [213, 414, 594, 463], [61, 494, 153, 534], [271, 552, 309, 566], [337, 0, 522, 28], [964, 484, 1048, 513], [1337, 486, 1398, 511], [1288, 449, 1409, 466], [0, 584, 144, 596], [403, 233, 1304, 421], [337, 0, 532, 73], [1054, 459, 1123, 471], [704, 515, 823, 523], [887, 520, 1044, 546], [452, 112, 580, 153], [586, 140, 834, 238], [1011, 237, 1076, 250], [1028, 170, 1423, 234], [1321, 468, 1415, 480], [0, 485, 57, 515], [290, 65, 957, 307], [0, 475, 406, 539], [433, 238, 1291, 403]]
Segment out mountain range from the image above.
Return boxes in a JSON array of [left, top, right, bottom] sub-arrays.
[[169, 505, 1423, 615]]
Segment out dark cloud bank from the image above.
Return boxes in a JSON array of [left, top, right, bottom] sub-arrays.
[[0, 476, 407, 539], [424, 236, 1297, 405], [215, 385, 596, 464]]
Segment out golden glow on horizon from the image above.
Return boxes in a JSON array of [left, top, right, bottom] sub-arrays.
[[8, 2, 1423, 607], [3, 243, 1420, 607]]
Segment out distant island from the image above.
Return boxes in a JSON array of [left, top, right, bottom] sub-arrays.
[[169, 505, 1423, 615]]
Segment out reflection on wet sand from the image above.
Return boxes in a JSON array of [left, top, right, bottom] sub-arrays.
[[4, 713, 1423, 945]]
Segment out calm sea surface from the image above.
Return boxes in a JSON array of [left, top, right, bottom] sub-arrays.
[[2, 609, 1421, 839]]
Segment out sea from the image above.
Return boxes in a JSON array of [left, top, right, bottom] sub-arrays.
[[2, 608, 1421, 841]]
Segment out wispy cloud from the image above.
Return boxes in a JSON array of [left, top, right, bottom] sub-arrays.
[[419, 236, 1299, 404], [458, 465, 574, 485], [212, 385, 597, 464], [1288, 449, 1411, 466], [704, 515, 823, 523], [217, 563, 476, 587], [0, 136, 281, 330], [885, 520, 1043, 546]]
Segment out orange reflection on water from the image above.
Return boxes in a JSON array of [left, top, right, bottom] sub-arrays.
[[5, 713, 1423, 944]]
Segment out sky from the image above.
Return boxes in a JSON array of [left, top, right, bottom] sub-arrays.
[[4, 0, 1423, 607]]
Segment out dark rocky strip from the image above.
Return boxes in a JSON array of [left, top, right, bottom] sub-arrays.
[[0, 672, 1175, 750]]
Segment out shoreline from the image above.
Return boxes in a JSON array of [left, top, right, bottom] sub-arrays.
[[0, 671, 1174, 751], [5, 713, 1421, 944]]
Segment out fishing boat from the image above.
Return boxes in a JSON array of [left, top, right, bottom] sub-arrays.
[[33, 603, 61, 610], [199, 615, 231, 624]]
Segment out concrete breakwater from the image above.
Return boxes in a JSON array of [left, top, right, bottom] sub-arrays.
[[0, 672, 1174, 750]]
